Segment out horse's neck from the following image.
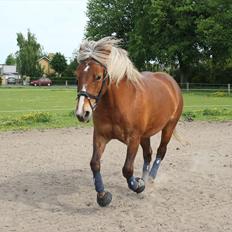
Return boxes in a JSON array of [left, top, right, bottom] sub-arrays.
[[103, 80, 138, 110]]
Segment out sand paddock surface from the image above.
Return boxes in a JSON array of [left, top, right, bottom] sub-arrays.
[[0, 121, 231, 232]]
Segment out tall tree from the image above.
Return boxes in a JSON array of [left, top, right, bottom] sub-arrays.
[[50, 53, 67, 76], [85, 0, 232, 83], [131, 0, 219, 81], [127, 0, 153, 70], [86, 0, 204, 82], [16, 30, 42, 77], [64, 58, 78, 77], [86, 0, 136, 46], [5, 54, 16, 65], [196, 0, 232, 82]]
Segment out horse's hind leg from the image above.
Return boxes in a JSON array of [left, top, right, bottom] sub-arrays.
[[149, 121, 177, 179], [140, 138, 153, 182]]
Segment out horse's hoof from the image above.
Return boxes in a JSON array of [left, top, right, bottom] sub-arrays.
[[97, 191, 112, 207], [135, 177, 145, 194]]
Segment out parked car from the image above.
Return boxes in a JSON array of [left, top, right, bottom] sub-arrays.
[[30, 77, 52, 86], [7, 77, 16, 84]]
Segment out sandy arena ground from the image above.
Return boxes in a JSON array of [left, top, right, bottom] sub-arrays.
[[0, 121, 231, 232]]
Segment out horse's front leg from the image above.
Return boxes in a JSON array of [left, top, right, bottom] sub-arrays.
[[122, 137, 145, 193], [90, 132, 112, 207]]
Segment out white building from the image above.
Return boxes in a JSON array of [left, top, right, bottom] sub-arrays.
[[0, 64, 20, 85], [0, 64, 17, 75]]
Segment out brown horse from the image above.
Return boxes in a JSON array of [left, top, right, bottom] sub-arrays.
[[75, 37, 183, 207]]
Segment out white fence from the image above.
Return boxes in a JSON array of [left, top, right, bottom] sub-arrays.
[[180, 83, 231, 95]]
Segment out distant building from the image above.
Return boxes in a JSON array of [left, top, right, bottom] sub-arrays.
[[38, 53, 55, 76], [0, 64, 16, 75], [0, 64, 20, 85]]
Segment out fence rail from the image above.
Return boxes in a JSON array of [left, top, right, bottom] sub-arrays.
[[1, 81, 231, 95], [180, 83, 231, 95]]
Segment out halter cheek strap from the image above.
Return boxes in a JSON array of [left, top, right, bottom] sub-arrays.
[[77, 60, 109, 111], [78, 73, 109, 111]]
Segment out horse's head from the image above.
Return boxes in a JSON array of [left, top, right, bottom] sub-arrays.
[[75, 58, 109, 122], [75, 36, 141, 122]]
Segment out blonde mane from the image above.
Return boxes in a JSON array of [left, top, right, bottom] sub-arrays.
[[77, 37, 142, 84]]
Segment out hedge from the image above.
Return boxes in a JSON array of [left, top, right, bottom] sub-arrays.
[[30, 76, 77, 85]]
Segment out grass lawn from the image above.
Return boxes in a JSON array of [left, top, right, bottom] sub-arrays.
[[0, 87, 86, 131], [0, 87, 232, 131], [183, 91, 232, 121]]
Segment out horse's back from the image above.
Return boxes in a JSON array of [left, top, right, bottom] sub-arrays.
[[141, 71, 182, 105], [138, 71, 183, 136], [142, 71, 180, 92]]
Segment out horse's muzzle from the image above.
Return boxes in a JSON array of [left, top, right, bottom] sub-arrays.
[[76, 110, 91, 122]]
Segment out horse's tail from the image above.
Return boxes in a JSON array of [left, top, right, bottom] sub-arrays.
[[173, 129, 190, 146]]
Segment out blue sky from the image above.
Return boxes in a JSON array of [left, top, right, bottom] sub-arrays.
[[0, 0, 88, 63]]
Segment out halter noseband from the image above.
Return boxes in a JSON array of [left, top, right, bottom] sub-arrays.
[[77, 59, 109, 111]]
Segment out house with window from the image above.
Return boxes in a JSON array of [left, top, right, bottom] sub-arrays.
[[38, 53, 55, 76]]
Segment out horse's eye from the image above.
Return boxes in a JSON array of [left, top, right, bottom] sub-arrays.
[[95, 75, 102, 81]]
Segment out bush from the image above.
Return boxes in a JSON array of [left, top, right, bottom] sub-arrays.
[[30, 76, 77, 85], [182, 111, 196, 121], [202, 108, 221, 116], [0, 112, 52, 130], [20, 112, 52, 123], [0, 112, 52, 128], [49, 76, 77, 85], [1, 118, 22, 127], [211, 91, 227, 97]]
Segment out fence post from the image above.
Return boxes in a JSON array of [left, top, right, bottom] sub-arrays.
[[228, 83, 231, 96], [65, 80, 68, 87], [186, 82, 189, 91]]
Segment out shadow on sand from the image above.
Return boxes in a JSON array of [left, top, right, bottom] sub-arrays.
[[0, 169, 102, 215]]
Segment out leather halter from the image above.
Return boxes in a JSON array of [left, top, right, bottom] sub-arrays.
[[77, 59, 109, 111]]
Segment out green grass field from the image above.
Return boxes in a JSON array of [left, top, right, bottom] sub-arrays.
[[183, 91, 232, 121], [0, 87, 85, 131], [0, 87, 231, 131]]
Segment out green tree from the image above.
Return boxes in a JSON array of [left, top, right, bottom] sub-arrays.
[[86, 0, 136, 46], [85, 0, 232, 83], [64, 58, 78, 76], [197, 0, 232, 82], [130, 0, 216, 82], [16, 30, 42, 77], [50, 53, 67, 76], [5, 54, 16, 65], [86, 0, 204, 82]]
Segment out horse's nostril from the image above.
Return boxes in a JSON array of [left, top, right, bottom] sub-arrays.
[[84, 111, 90, 118], [76, 114, 84, 122]]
